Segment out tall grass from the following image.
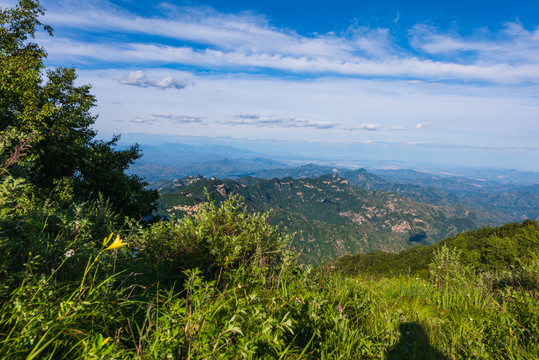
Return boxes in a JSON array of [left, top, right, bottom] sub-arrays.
[[2, 255, 538, 358], [1, 197, 538, 358]]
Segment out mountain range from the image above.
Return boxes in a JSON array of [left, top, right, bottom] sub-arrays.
[[157, 173, 488, 264], [129, 143, 538, 264]]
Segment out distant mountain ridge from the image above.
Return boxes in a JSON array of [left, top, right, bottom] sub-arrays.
[[366, 169, 539, 221], [157, 174, 483, 264], [249, 164, 537, 223]]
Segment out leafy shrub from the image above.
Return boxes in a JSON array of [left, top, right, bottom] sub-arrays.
[[136, 194, 295, 287]]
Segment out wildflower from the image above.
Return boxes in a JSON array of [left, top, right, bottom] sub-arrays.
[[426, 297, 429, 301], [105, 235, 125, 251], [342, 314, 347, 319], [297, 298, 302, 304], [64, 249, 75, 258], [338, 305, 342, 312], [80, 233, 124, 292], [103, 233, 114, 247]]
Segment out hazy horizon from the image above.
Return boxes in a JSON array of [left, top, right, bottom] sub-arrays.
[[111, 132, 539, 175]]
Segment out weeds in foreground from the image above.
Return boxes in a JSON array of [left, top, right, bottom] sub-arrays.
[[1, 195, 538, 358], [2, 250, 538, 359]]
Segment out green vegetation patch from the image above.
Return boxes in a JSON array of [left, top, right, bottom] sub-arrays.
[[331, 220, 539, 280]]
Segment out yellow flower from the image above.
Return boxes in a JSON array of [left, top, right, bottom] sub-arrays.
[[103, 233, 114, 247], [105, 235, 125, 251]]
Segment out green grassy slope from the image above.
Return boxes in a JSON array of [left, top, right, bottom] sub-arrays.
[[331, 219, 539, 278]]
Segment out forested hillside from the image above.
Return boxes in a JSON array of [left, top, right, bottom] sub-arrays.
[[156, 175, 482, 264]]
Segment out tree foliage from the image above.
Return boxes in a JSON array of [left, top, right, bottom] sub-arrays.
[[0, 0, 157, 218]]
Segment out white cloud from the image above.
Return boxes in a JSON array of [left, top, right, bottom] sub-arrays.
[[409, 24, 497, 54], [342, 123, 383, 131], [234, 113, 260, 120], [390, 126, 406, 131], [130, 113, 204, 125], [36, 1, 539, 83], [40, 36, 539, 83], [152, 113, 204, 124], [415, 122, 430, 129], [130, 117, 158, 125], [120, 71, 191, 89], [361, 123, 381, 131], [42, 1, 352, 59], [393, 11, 400, 24], [408, 22, 539, 66], [224, 114, 338, 129]]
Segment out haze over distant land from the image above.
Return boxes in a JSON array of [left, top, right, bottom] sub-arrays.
[[11, 0, 539, 171]]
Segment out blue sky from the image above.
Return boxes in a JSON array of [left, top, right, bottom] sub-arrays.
[[3, 0, 539, 170]]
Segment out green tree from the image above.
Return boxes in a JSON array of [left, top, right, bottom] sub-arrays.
[[0, 0, 157, 218]]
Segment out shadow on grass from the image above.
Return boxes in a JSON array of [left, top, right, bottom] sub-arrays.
[[386, 322, 446, 360]]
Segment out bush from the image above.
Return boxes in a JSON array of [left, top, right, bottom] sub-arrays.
[[136, 194, 295, 287]]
